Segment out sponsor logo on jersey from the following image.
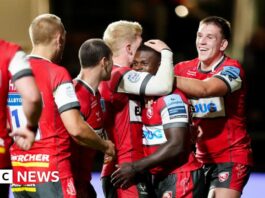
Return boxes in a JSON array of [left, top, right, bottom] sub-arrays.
[[218, 171, 229, 182], [127, 71, 141, 83], [142, 126, 167, 145], [193, 102, 217, 113], [220, 66, 240, 81], [129, 100, 142, 122], [143, 129, 163, 140], [168, 106, 186, 115], [65, 84, 76, 98], [163, 94, 187, 119], [190, 97, 225, 118], [7, 93, 22, 106], [215, 66, 242, 92]]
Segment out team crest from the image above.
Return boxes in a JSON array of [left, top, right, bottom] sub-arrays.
[[127, 71, 141, 83], [162, 191, 172, 198], [218, 171, 229, 182], [146, 108, 153, 119]]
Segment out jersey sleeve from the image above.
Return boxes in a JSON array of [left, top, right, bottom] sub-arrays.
[[8, 51, 33, 81], [160, 94, 189, 130], [214, 66, 242, 93], [116, 69, 151, 95], [53, 68, 80, 113]]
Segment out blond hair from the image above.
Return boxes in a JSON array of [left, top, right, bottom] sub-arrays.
[[103, 20, 142, 56], [29, 13, 65, 46]]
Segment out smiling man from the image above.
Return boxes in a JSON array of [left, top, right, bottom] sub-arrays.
[[174, 16, 253, 198]]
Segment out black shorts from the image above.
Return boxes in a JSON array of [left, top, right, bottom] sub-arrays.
[[11, 177, 77, 198], [152, 168, 205, 198], [204, 162, 251, 193], [101, 173, 155, 198]]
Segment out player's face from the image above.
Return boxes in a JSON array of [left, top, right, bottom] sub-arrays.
[[132, 50, 159, 75], [128, 35, 142, 65], [103, 55, 113, 81], [196, 23, 227, 66]]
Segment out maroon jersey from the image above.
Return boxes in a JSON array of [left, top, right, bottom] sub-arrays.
[[8, 55, 80, 184], [71, 78, 105, 182], [174, 56, 253, 165], [99, 65, 144, 177], [0, 40, 33, 168], [142, 89, 201, 176]]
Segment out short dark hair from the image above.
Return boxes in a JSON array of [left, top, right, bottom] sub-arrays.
[[200, 16, 231, 41], [78, 38, 112, 68], [137, 44, 161, 61]]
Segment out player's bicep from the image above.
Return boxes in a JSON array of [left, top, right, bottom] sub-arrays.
[[203, 77, 228, 96], [60, 108, 83, 135], [164, 127, 187, 147]]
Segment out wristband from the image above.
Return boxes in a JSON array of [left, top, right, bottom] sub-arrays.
[[26, 124, 38, 133]]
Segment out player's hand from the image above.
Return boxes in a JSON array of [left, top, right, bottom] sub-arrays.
[[9, 127, 35, 150], [104, 140, 115, 162], [190, 123, 203, 143], [144, 39, 171, 52], [111, 163, 137, 189]]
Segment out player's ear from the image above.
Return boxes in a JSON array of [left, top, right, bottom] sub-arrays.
[[220, 39, 228, 51], [100, 57, 108, 69], [126, 43, 133, 55]]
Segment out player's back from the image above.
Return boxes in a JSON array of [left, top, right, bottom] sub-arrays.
[[9, 56, 76, 180]]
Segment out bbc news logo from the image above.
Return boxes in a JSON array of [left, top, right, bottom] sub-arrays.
[[0, 170, 12, 183], [0, 169, 59, 184]]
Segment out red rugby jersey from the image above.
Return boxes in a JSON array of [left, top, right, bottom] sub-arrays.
[[174, 56, 253, 165], [0, 40, 33, 168], [8, 55, 80, 184], [99, 65, 144, 177], [71, 78, 105, 182], [142, 89, 201, 175]]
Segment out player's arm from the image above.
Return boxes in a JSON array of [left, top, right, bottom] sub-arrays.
[[60, 109, 115, 158], [10, 51, 42, 129], [111, 126, 189, 188], [8, 51, 42, 150], [54, 81, 115, 159], [118, 40, 174, 96], [176, 65, 242, 98], [176, 76, 228, 98]]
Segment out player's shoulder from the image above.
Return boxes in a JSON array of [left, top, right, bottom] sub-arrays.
[[223, 56, 242, 68], [111, 65, 131, 76], [0, 39, 20, 57], [159, 90, 187, 106], [174, 58, 199, 74], [174, 58, 199, 67]]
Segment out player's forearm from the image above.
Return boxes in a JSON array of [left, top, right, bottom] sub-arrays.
[[144, 49, 174, 96], [16, 77, 42, 127], [71, 121, 109, 153], [176, 76, 209, 98], [133, 142, 185, 173]]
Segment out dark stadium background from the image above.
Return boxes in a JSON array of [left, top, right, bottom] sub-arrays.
[[50, 0, 265, 174]]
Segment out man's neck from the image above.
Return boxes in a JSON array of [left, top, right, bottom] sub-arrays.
[[78, 68, 101, 92]]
